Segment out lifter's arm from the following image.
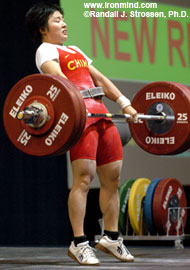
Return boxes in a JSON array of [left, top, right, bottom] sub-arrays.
[[89, 65, 137, 119], [41, 60, 67, 78]]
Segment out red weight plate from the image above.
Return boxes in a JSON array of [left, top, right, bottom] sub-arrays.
[[153, 178, 187, 235], [52, 75, 86, 155], [129, 81, 190, 155], [73, 85, 87, 139], [3, 74, 85, 156], [51, 75, 85, 153], [167, 82, 190, 154]]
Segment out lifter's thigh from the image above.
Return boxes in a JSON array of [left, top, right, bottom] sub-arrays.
[[70, 125, 98, 162], [97, 121, 123, 166]]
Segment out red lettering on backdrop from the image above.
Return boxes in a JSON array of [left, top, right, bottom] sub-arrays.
[[168, 20, 186, 67], [131, 17, 157, 63], [187, 23, 190, 67], [113, 13, 130, 61], [91, 9, 110, 58]]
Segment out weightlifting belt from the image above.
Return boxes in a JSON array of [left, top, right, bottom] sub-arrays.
[[80, 87, 105, 99]]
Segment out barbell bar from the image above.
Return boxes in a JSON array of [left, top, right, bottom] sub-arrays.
[[3, 74, 190, 156], [17, 107, 175, 125], [87, 113, 175, 121]]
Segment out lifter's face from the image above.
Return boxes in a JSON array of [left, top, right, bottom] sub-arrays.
[[41, 11, 68, 45]]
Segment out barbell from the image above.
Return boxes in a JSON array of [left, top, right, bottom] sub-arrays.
[[3, 74, 190, 156]]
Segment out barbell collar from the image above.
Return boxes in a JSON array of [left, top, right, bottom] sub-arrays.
[[17, 104, 49, 128], [17, 107, 41, 124]]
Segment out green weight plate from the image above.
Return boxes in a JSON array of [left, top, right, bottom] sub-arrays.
[[119, 178, 136, 235]]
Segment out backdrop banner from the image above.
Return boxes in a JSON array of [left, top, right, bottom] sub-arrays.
[[60, 0, 190, 84]]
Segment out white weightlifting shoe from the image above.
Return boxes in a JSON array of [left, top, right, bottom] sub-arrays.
[[68, 241, 100, 265], [96, 236, 134, 262]]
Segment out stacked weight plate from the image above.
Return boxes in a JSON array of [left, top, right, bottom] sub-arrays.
[[128, 178, 151, 235], [152, 178, 187, 235], [119, 178, 135, 235], [144, 178, 163, 235], [119, 177, 187, 236]]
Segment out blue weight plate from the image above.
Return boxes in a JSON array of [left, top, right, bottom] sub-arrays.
[[144, 178, 163, 235]]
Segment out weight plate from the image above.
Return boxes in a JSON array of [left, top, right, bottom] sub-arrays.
[[51, 75, 86, 156], [144, 178, 163, 235], [153, 178, 187, 235], [114, 122, 132, 146], [128, 178, 151, 235], [119, 178, 135, 235], [141, 197, 149, 236], [168, 82, 190, 154], [3, 74, 86, 156], [129, 81, 190, 155], [51, 75, 86, 155]]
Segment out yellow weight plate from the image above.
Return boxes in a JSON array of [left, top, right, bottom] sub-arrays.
[[128, 178, 151, 235]]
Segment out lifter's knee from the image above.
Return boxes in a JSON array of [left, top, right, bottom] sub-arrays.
[[71, 159, 96, 194], [77, 176, 92, 193], [98, 161, 122, 191], [71, 171, 95, 195]]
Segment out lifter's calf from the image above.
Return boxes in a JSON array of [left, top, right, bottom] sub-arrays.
[[68, 159, 96, 237], [68, 176, 91, 237]]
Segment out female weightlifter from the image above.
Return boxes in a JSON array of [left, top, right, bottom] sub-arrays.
[[25, 2, 137, 265]]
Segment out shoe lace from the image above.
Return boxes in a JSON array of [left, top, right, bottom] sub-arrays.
[[118, 237, 131, 255], [80, 244, 97, 259]]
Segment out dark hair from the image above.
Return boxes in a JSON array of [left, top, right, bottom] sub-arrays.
[[25, 2, 64, 44]]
